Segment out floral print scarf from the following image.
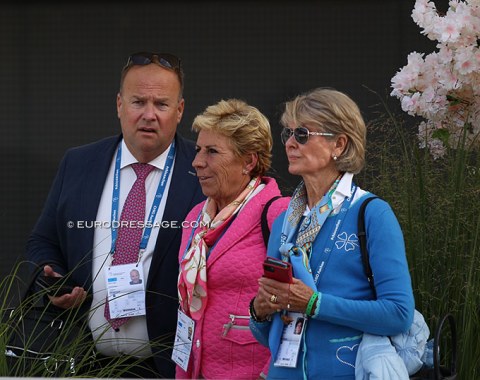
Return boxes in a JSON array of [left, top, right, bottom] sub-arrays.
[[178, 177, 260, 320]]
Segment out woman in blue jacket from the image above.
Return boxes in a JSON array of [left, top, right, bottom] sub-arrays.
[[249, 88, 414, 379]]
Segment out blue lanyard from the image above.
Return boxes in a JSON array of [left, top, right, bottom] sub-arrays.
[[110, 141, 176, 254], [310, 184, 357, 286]]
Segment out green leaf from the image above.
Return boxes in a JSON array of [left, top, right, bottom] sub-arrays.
[[446, 94, 462, 106], [432, 128, 450, 145]]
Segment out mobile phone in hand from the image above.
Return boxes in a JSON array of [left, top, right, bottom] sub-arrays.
[[36, 275, 75, 296], [263, 256, 293, 283]]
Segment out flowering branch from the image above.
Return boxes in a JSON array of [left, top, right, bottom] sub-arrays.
[[390, 0, 480, 158]]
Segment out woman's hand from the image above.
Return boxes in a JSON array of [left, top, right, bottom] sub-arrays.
[[253, 276, 315, 319]]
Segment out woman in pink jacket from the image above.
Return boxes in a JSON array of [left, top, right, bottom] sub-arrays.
[[176, 99, 289, 379]]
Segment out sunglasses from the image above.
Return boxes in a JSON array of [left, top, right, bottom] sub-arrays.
[[125, 52, 181, 71], [281, 126, 334, 145]]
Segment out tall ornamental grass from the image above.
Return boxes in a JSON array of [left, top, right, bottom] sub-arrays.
[[365, 1, 480, 377], [0, 260, 171, 377], [361, 97, 480, 378]]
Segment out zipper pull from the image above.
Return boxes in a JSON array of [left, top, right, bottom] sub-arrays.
[[222, 314, 236, 337], [222, 321, 233, 337]]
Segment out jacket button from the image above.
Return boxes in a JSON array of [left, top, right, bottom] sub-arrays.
[[196, 339, 200, 348]]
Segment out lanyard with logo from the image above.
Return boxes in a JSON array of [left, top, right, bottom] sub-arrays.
[[109, 140, 176, 256]]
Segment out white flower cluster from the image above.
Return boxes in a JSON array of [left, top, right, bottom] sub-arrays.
[[390, 0, 480, 158]]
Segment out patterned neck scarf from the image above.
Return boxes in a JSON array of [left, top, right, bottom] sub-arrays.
[[280, 175, 342, 280], [178, 177, 260, 320]]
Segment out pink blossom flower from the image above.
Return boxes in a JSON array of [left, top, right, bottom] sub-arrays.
[[391, 0, 480, 157]]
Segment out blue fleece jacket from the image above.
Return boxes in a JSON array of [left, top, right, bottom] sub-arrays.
[[250, 180, 414, 380]]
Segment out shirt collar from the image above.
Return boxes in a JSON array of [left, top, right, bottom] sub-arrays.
[[331, 172, 354, 210], [120, 139, 171, 171], [304, 172, 354, 215]]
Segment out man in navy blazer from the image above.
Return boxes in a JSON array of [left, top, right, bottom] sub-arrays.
[[25, 52, 205, 378]]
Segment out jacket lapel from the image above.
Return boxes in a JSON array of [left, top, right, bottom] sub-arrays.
[[205, 189, 264, 267], [72, 135, 122, 284], [80, 135, 122, 223]]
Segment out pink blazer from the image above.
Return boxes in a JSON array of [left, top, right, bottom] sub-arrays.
[[176, 177, 289, 379]]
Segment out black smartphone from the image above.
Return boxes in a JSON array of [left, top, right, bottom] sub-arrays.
[[36, 275, 76, 296], [263, 256, 293, 283]]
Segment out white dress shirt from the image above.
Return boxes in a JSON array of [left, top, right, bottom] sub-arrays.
[[89, 139, 174, 357]]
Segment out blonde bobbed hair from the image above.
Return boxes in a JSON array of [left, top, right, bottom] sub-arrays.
[[280, 87, 366, 174], [192, 98, 273, 177]]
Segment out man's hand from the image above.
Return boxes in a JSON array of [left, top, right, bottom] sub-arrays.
[[43, 265, 87, 309]]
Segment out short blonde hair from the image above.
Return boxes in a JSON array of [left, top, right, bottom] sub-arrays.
[[192, 99, 272, 177], [280, 87, 366, 174]]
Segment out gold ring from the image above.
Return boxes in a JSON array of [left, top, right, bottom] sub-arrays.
[[270, 294, 278, 303]]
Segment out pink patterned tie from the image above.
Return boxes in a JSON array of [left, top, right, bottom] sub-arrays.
[[105, 163, 155, 330]]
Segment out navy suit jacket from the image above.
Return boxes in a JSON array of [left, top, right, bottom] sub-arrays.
[[26, 133, 205, 377]]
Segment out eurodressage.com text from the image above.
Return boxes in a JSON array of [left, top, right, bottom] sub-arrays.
[[66, 220, 209, 229]]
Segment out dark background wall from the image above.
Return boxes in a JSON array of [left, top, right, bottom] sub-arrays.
[[0, 1, 448, 279]]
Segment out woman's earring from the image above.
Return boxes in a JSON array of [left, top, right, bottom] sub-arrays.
[[332, 155, 338, 161], [242, 169, 249, 175]]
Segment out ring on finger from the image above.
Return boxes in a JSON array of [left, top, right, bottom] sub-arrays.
[[270, 294, 278, 304]]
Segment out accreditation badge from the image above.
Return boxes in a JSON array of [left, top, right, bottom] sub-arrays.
[[104, 263, 146, 318], [172, 309, 195, 371], [273, 311, 306, 368]]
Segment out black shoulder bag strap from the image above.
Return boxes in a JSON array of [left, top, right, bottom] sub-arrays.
[[357, 196, 379, 299], [358, 196, 458, 380], [261, 195, 282, 246]]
